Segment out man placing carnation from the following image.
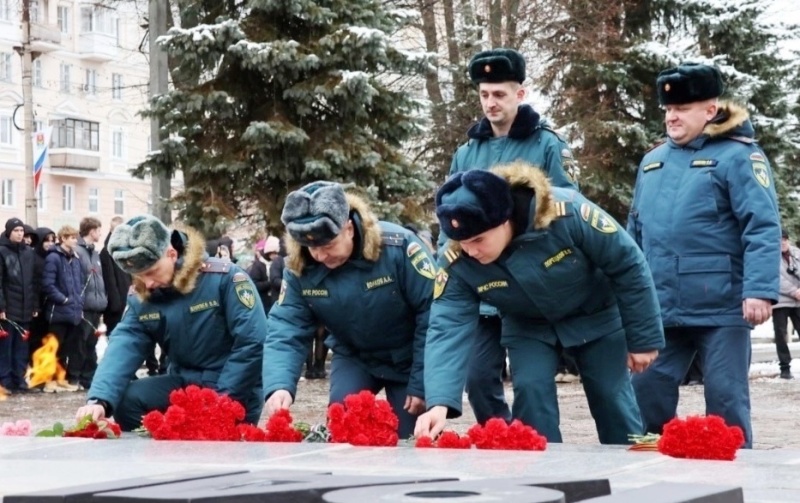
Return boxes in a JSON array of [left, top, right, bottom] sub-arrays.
[[264, 181, 435, 438], [416, 163, 664, 444], [75, 216, 267, 430]]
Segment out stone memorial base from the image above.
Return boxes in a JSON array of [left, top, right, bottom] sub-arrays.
[[1, 438, 797, 502]]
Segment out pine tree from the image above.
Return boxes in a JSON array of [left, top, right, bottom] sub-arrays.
[[136, 0, 434, 233], [539, 0, 800, 227]]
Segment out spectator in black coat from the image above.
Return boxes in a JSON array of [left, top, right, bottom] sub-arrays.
[[28, 227, 55, 359], [0, 218, 39, 392], [100, 217, 130, 338]]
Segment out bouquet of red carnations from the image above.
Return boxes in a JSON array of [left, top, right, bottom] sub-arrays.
[[141, 385, 245, 441], [36, 415, 121, 439], [628, 415, 745, 460], [327, 390, 399, 446], [657, 415, 745, 461], [415, 418, 547, 451]]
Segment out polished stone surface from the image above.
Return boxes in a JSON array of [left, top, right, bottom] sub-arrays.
[[0, 438, 797, 502]]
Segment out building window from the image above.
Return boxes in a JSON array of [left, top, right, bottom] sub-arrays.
[[84, 69, 98, 95], [0, 116, 13, 145], [59, 63, 71, 93], [111, 73, 122, 100], [88, 187, 99, 213], [57, 6, 70, 33], [30, 0, 40, 23], [112, 129, 124, 158], [51, 118, 100, 151], [0, 0, 11, 22], [114, 189, 124, 215], [1, 179, 14, 208], [37, 182, 46, 210], [62, 184, 74, 212], [33, 119, 43, 132], [0, 53, 11, 82], [32, 59, 42, 87], [81, 6, 116, 35]]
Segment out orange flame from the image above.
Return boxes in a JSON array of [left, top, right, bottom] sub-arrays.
[[0, 384, 7, 401], [26, 335, 66, 388]]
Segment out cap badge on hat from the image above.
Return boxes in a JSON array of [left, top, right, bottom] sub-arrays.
[[664, 83, 671, 92], [451, 219, 460, 229], [484, 64, 491, 73]]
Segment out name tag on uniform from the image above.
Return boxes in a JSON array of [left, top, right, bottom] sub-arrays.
[[643, 162, 663, 172], [691, 159, 718, 168], [543, 248, 573, 268], [302, 289, 329, 297], [477, 280, 508, 293], [365, 275, 395, 291], [138, 312, 161, 322], [189, 299, 219, 313]]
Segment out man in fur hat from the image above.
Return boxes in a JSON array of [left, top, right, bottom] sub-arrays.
[[628, 63, 781, 448], [416, 164, 664, 444], [264, 181, 435, 438], [446, 48, 581, 424], [75, 216, 267, 430]]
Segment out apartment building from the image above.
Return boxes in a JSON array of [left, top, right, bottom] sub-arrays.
[[0, 0, 156, 232]]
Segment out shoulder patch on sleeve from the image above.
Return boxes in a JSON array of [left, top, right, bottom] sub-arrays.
[[200, 260, 231, 274], [433, 270, 449, 299], [381, 232, 405, 247], [752, 162, 771, 188], [232, 272, 249, 283]]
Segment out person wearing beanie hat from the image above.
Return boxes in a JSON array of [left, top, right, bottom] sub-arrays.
[[442, 48, 581, 425], [75, 215, 267, 431], [264, 181, 436, 438], [416, 162, 664, 445], [0, 217, 38, 392], [628, 62, 781, 448]]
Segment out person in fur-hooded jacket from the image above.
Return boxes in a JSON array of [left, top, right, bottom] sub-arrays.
[[627, 63, 781, 449], [263, 182, 435, 438], [75, 216, 267, 431], [416, 163, 664, 444]]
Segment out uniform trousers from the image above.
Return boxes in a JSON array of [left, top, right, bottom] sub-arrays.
[[632, 326, 752, 448], [505, 328, 642, 444], [465, 315, 512, 424]]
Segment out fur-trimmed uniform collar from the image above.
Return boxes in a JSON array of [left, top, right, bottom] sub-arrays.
[[285, 193, 383, 276], [132, 225, 207, 300], [467, 104, 542, 140], [703, 101, 752, 139], [445, 162, 558, 255]]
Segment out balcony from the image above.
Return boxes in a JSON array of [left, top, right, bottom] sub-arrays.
[[78, 32, 117, 62], [49, 149, 101, 171], [30, 23, 62, 53]]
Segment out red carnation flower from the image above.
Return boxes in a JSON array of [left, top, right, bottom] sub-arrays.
[[658, 415, 744, 461]]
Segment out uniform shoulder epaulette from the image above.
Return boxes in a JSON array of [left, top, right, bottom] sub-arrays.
[[540, 125, 567, 142], [441, 247, 461, 266], [645, 138, 667, 153], [381, 231, 405, 247], [726, 135, 755, 145], [200, 260, 231, 274], [552, 200, 572, 218]]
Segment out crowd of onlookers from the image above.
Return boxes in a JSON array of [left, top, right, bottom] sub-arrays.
[[0, 216, 167, 395]]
